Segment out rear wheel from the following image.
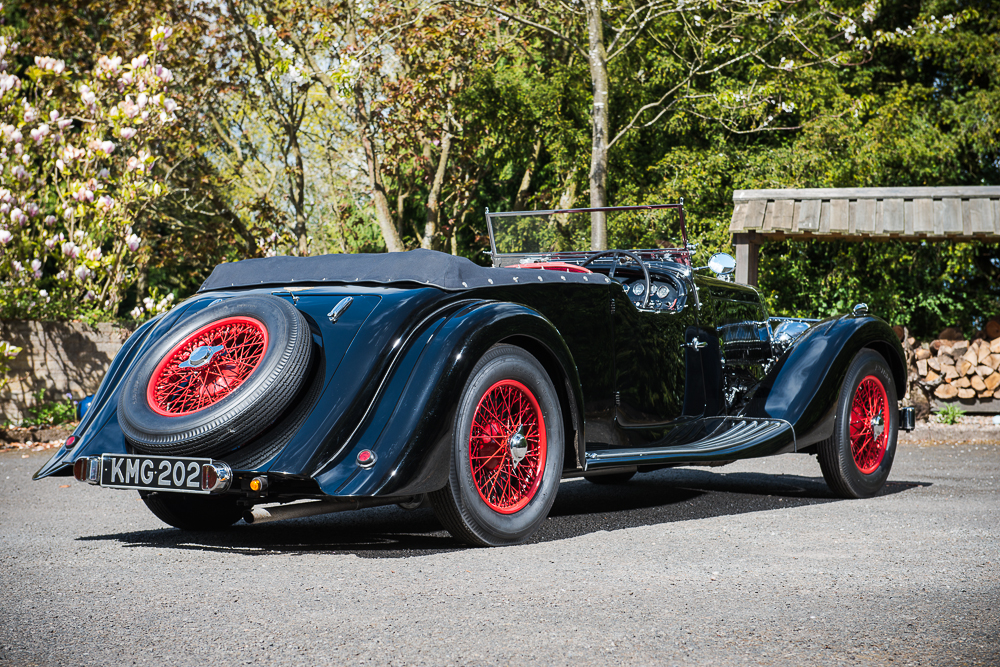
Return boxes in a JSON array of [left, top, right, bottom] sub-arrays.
[[818, 349, 898, 498], [430, 345, 564, 546], [140, 491, 243, 531]]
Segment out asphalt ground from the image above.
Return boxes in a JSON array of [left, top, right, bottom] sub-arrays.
[[1, 429, 997, 666]]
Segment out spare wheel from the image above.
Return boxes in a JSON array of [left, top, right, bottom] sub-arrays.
[[118, 294, 313, 458]]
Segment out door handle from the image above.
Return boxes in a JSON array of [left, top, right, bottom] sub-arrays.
[[681, 337, 708, 351]]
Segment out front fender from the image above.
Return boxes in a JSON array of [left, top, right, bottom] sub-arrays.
[[315, 300, 583, 497], [752, 314, 905, 448]]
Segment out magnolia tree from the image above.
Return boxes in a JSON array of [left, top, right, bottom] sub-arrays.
[[0, 10, 178, 321]]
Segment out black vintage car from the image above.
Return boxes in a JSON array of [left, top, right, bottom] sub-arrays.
[[36, 204, 914, 546]]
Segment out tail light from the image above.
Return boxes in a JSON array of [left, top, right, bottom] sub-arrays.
[[201, 462, 233, 493], [73, 457, 100, 485]]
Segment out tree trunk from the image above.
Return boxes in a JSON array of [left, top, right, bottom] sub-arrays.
[[344, 0, 403, 253], [584, 0, 610, 250], [422, 128, 452, 250], [356, 84, 404, 253], [514, 135, 542, 211], [287, 131, 309, 256]]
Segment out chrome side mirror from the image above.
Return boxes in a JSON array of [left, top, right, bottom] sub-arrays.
[[708, 253, 736, 276]]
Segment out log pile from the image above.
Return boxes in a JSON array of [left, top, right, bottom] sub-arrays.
[[914, 328, 1000, 401]]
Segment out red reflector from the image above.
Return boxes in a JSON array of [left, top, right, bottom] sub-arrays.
[[73, 458, 87, 482], [201, 464, 219, 490], [356, 449, 376, 468], [64, 436, 76, 450]]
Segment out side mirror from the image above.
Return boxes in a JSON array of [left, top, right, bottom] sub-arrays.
[[708, 253, 736, 276]]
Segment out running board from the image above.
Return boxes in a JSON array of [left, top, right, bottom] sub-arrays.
[[585, 418, 795, 469]]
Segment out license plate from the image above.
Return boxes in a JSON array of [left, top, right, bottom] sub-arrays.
[[100, 454, 211, 494]]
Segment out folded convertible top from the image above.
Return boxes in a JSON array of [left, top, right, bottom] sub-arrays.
[[198, 248, 597, 292]]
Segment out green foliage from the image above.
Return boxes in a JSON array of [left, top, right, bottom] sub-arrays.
[[24, 389, 76, 426], [11, 0, 999, 339], [933, 404, 965, 425]]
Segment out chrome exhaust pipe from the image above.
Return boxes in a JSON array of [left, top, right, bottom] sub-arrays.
[[243, 496, 418, 525]]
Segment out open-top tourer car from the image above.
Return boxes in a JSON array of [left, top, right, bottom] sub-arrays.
[[36, 204, 915, 546]]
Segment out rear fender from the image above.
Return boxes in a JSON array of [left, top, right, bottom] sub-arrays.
[[751, 315, 905, 450], [32, 296, 225, 480], [315, 300, 584, 497]]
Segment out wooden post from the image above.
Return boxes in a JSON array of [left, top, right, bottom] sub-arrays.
[[733, 232, 760, 286]]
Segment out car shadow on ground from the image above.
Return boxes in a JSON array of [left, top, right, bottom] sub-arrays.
[[79, 468, 929, 559]]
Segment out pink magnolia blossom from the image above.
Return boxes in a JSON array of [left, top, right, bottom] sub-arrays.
[[57, 118, 72, 130], [13, 142, 23, 155], [163, 98, 178, 113], [155, 65, 173, 82], [63, 207, 74, 221], [75, 265, 91, 281], [9, 207, 25, 224], [31, 258, 41, 277], [0, 204, 8, 215], [120, 127, 137, 140], [96, 195, 114, 212], [61, 241, 79, 259], [100, 140, 115, 154], [84, 290, 96, 301], [0, 229, 11, 244], [56, 270, 68, 280], [86, 247, 102, 261], [49, 109, 60, 121], [12, 165, 26, 180], [24, 203, 38, 217], [10, 129, 22, 143], [80, 85, 96, 106], [12, 260, 22, 273], [126, 233, 141, 251], [131, 54, 149, 68], [136, 92, 148, 108], [45, 237, 57, 250]]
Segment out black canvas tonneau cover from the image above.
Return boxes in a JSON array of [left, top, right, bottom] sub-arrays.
[[198, 248, 601, 292]]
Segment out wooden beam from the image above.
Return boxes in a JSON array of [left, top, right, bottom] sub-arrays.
[[733, 232, 760, 287], [733, 186, 1000, 201]]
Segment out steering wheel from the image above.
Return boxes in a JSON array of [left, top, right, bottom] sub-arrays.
[[581, 250, 652, 309]]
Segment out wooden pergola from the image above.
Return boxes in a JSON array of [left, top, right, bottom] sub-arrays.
[[729, 186, 1000, 286]]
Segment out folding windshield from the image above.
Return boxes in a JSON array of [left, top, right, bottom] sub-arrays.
[[484, 204, 688, 267]]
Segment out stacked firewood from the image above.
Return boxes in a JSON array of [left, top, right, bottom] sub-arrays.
[[915, 324, 1000, 400]]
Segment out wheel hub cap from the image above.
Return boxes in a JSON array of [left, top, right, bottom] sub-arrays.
[[508, 424, 528, 469], [178, 345, 226, 369]]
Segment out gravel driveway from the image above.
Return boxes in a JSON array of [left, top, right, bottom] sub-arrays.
[[2, 425, 997, 666]]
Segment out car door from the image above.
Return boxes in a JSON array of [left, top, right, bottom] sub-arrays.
[[611, 269, 711, 448]]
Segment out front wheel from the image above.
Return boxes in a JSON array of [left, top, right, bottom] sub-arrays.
[[430, 345, 564, 546], [818, 349, 898, 498]]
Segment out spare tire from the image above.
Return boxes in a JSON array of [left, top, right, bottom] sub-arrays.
[[118, 295, 313, 458]]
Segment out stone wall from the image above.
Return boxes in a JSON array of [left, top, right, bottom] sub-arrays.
[[1, 320, 132, 422]]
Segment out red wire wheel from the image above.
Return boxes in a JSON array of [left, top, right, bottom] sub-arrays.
[[468, 379, 547, 514], [849, 375, 888, 474], [146, 316, 269, 417]]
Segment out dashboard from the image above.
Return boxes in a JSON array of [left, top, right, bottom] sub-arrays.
[[620, 275, 685, 311]]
